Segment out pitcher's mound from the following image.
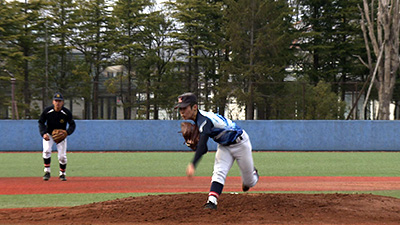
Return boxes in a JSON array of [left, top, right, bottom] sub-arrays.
[[1, 193, 400, 224]]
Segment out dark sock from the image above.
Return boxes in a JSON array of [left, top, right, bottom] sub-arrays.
[[208, 181, 224, 201], [43, 158, 51, 170], [59, 163, 67, 174]]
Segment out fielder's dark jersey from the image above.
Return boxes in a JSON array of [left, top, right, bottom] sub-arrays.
[[192, 110, 243, 166], [38, 106, 76, 137]]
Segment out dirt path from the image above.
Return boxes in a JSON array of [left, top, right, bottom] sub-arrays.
[[0, 176, 399, 195]]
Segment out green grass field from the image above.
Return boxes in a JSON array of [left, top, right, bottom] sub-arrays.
[[1, 151, 400, 177], [0, 151, 399, 208]]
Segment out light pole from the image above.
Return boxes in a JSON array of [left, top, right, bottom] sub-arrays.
[[4, 69, 18, 120]]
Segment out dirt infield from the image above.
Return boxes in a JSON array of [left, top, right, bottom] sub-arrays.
[[0, 176, 400, 224], [1, 176, 399, 194]]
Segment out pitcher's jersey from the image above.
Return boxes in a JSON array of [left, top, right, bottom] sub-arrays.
[[197, 110, 242, 145], [192, 110, 243, 166]]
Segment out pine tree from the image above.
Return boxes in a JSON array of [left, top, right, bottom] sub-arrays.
[[70, 0, 115, 119], [223, 0, 295, 119], [165, 0, 225, 108], [112, 0, 153, 119], [1, 0, 46, 118]]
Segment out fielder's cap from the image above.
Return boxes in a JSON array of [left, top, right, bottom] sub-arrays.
[[53, 92, 64, 101], [175, 92, 197, 109]]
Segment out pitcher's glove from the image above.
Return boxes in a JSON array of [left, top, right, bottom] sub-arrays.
[[52, 129, 68, 144], [180, 122, 200, 150]]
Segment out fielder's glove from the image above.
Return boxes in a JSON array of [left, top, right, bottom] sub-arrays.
[[52, 129, 67, 144], [180, 122, 200, 150]]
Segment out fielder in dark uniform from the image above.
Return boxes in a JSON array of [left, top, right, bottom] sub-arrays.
[[176, 93, 259, 210], [38, 92, 76, 181]]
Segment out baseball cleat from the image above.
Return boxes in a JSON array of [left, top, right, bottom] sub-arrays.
[[203, 202, 217, 210], [254, 167, 259, 180], [242, 168, 259, 192], [43, 172, 50, 181], [242, 184, 250, 192], [59, 174, 67, 181]]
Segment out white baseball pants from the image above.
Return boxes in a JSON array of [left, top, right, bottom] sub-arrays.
[[211, 130, 258, 188], [42, 133, 68, 167]]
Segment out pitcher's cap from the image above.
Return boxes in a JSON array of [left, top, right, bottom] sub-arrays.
[[53, 92, 64, 101], [175, 93, 197, 109]]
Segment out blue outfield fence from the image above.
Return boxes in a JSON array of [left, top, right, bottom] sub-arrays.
[[0, 120, 399, 151]]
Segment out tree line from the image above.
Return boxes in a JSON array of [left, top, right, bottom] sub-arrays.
[[0, 0, 398, 120]]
